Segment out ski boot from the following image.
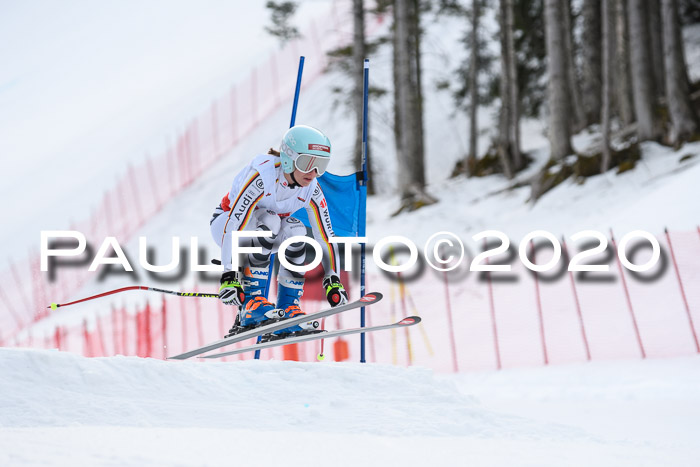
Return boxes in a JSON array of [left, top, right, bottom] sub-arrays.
[[225, 267, 284, 337], [261, 283, 322, 341]]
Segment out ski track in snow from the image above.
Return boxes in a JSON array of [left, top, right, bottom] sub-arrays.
[[1, 348, 700, 466]]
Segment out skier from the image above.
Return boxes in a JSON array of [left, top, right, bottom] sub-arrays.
[[210, 125, 349, 337]]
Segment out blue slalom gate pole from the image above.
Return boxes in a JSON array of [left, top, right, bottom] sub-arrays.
[[255, 56, 305, 361], [290, 56, 305, 127], [359, 59, 369, 363]]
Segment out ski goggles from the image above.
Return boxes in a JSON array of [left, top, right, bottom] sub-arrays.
[[294, 153, 331, 175], [281, 141, 331, 175]]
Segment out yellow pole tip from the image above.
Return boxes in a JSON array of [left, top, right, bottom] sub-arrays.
[[316, 353, 325, 361], [50, 303, 58, 310]]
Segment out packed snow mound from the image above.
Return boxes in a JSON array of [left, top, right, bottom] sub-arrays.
[[0, 348, 509, 436], [2, 349, 699, 466]]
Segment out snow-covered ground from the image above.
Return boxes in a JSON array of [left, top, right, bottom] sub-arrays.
[[1, 348, 698, 466]]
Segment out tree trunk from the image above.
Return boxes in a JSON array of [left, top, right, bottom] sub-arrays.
[[563, 0, 586, 132], [628, 0, 662, 141], [394, 0, 434, 209], [352, 0, 374, 194], [392, 3, 400, 167], [648, 0, 666, 100], [615, 0, 635, 126], [467, 0, 479, 174], [601, 0, 614, 173], [661, 0, 699, 144], [581, 0, 602, 125], [498, 0, 514, 178], [544, 0, 574, 160], [410, 0, 426, 176], [505, 0, 522, 170], [395, 0, 412, 192]]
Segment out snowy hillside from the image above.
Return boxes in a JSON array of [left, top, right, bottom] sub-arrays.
[[1, 348, 699, 466]]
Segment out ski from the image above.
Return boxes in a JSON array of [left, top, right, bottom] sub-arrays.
[[201, 316, 422, 359], [167, 292, 383, 360]]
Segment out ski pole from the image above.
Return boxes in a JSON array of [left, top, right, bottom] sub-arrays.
[[48, 286, 218, 310]]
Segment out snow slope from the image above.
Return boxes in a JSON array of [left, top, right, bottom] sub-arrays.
[[1, 348, 698, 466]]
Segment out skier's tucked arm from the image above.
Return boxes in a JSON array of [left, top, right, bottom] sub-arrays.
[[222, 170, 266, 234], [305, 185, 348, 306], [218, 170, 266, 306]]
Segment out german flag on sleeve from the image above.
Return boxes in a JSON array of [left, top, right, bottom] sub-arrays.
[[222, 172, 264, 237], [308, 198, 338, 272]]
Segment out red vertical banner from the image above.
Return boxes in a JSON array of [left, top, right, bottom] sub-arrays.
[[145, 302, 153, 357], [121, 307, 128, 356], [54, 326, 62, 350], [333, 338, 349, 362], [136, 308, 143, 357], [283, 344, 299, 361]]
